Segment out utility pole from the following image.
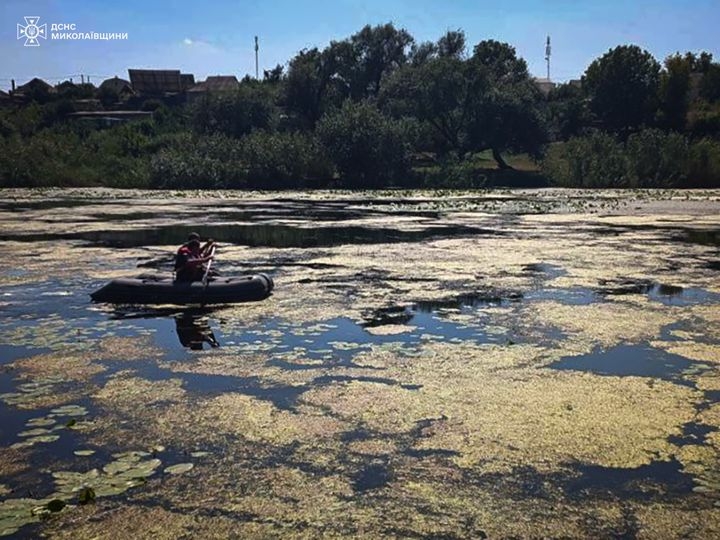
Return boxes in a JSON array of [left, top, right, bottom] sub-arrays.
[[545, 35, 551, 81], [81, 74, 84, 84], [255, 36, 259, 79]]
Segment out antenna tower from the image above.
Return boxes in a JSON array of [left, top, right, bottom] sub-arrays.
[[545, 35, 551, 80], [255, 36, 259, 79]]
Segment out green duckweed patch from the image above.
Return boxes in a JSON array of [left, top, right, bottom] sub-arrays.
[[1, 189, 720, 538]]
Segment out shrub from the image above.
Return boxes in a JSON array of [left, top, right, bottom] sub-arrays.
[[316, 100, 411, 188], [542, 131, 627, 187], [625, 129, 688, 187], [239, 130, 333, 188], [191, 86, 277, 138], [149, 134, 246, 189], [684, 138, 720, 187]]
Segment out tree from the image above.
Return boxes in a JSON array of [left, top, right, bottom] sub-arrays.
[[283, 47, 340, 128], [192, 84, 276, 138], [547, 82, 592, 140], [316, 100, 411, 187], [345, 23, 414, 98], [700, 63, 720, 103], [381, 56, 480, 156], [382, 38, 547, 168], [437, 30, 466, 59], [659, 53, 692, 131], [263, 64, 284, 83], [465, 40, 547, 168], [582, 45, 661, 135]]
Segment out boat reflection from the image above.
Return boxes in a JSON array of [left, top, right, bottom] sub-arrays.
[[175, 311, 219, 350], [107, 306, 220, 350]]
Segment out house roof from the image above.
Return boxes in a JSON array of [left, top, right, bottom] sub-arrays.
[[188, 75, 240, 93], [100, 76, 133, 93], [128, 69, 185, 94], [16, 77, 54, 93]]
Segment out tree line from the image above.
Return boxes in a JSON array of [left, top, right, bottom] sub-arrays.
[[1, 23, 719, 189]]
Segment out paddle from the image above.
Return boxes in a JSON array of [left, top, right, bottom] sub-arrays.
[[201, 244, 217, 287]]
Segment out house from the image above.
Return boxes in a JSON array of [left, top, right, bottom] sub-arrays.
[[186, 75, 240, 102], [67, 110, 153, 127], [128, 69, 195, 96], [99, 76, 135, 99], [72, 98, 103, 111], [0, 89, 13, 108], [533, 77, 556, 96], [14, 77, 54, 96]]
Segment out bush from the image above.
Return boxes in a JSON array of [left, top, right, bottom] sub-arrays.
[[625, 129, 687, 187], [149, 134, 246, 189], [191, 86, 277, 138], [542, 131, 627, 187], [420, 156, 488, 188], [316, 100, 411, 188], [239, 131, 333, 188], [685, 138, 720, 187], [0, 129, 99, 187]]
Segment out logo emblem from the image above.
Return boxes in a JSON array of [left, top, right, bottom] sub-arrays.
[[17, 16, 47, 47]]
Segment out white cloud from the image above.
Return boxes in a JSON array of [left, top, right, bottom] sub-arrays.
[[183, 38, 194, 46]]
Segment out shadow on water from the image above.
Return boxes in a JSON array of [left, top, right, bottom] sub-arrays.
[[1, 223, 499, 249], [597, 280, 720, 306], [549, 344, 713, 387], [566, 458, 695, 498]]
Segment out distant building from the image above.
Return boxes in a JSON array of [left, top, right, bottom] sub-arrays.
[[568, 79, 582, 89], [15, 77, 54, 96], [72, 98, 102, 111], [67, 110, 153, 127], [128, 69, 195, 96], [533, 77, 556, 96], [0, 89, 13, 107], [186, 75, 240, 102], [99, 76, 134, 99]]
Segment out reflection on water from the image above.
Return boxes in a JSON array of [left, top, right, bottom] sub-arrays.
[[175, 312, 219, 350], [1, 222, 498, 249], [549, 344, 712, 386]]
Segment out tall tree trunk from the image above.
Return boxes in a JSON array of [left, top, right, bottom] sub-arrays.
[[492, 148, 513, 170]]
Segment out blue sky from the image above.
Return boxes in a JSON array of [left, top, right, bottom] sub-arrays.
[[1, 0, 719, 90]]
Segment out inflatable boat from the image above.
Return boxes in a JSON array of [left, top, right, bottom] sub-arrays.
[[91, 274, 274, 305]]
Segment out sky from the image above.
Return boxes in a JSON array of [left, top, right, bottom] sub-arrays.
[[1, 0, 719, 90]]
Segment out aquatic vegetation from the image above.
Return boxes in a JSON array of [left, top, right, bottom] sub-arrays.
[[1, 189, 720, 537]]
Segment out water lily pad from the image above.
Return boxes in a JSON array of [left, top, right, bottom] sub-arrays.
[[49, 404, 88, 417], [164, 463, 194, 475], [25, 417, 55, 427]]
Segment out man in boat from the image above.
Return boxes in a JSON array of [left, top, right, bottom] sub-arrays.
[[174, 234, 216, 282], [183, 232, 215, 257]]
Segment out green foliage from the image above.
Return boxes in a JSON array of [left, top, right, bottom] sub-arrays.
[[191, 84, 276, 138], [685, 138, 720, 187], [382, 37, 547, 168], [0, 25, 715, 190], [658, 54, 691, 131], [381, 55, 475, 156], [699, 64, 720, 103], [240, 130, 333, 188], [420, 156, 488, 188], [543, 129, 720, 188], [625, 129, 688, 187], [547, 83, 591, 140], [150, 134, 246, 189], [317, 100, 411, 187], [583, 45, 661, 134], [542, 131, 627, 187]]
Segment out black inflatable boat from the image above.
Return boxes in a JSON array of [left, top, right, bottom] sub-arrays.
[[91, 274, 274, 305]]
